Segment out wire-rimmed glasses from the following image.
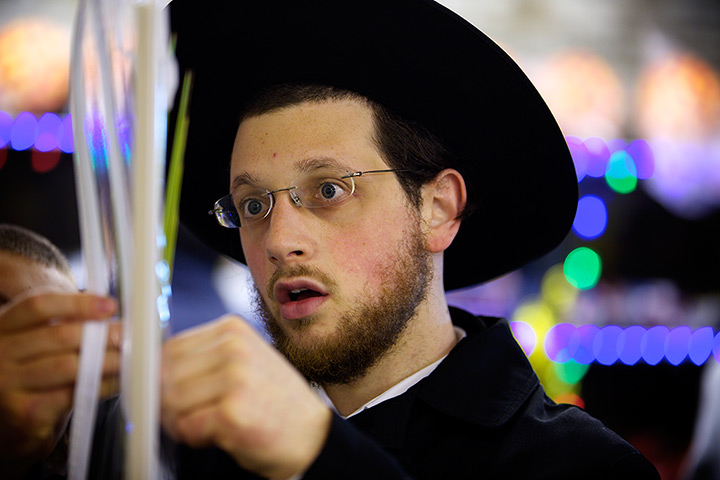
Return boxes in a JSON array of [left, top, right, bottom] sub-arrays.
[[209, 167, 406, 228]]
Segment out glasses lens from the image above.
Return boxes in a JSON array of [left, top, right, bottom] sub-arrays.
[[213, 195, 241, 228], [294, 168, 355, 208], [234, 187, 272, 226]]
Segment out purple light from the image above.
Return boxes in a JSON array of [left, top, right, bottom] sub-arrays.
[[593, 325, 622, 365], [10, 112, 37, 151], [510, 321, 536, 356], [625, 139, 654, 180], [583, 137, 610, 178], [569, 324, 599, 365], [59, 114, 74, 153], [0, 111, 12, 148], [566, 136, 589, 181], [545, 323, 575, 362], [714, 332, 720, 363], [688, 327, 714, 365], [572, 195, 607, 240], [642, 326, 669, 365], [618, 325, 645, 365], [35, 113, 62, 152], [665, 326, 691, 365]]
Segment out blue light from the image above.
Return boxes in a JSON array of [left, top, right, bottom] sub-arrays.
[[10, 112, 37, 151], [593, 325, 622, 365], [545, 323, 575, 363], [35, 113, 62, 152], [618, 325, 644, 365], [0, 111, 12, 148], [665, 326, 691, 365], [625, 139, 654, 180], [569, 324, 599, 365], [583, 137, 610, 178], [573, 195, 607, 240], [642, 326, 669, 365], [59, 114, 74, 153], [688, 327, 714, 365]]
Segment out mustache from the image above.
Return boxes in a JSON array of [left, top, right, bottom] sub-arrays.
[[267, 264, 338, 300]]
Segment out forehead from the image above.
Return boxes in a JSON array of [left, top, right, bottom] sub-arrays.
[[230, 98, 388, 185], [0, 252, 75, 305]]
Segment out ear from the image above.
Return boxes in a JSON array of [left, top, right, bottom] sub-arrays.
[[421, 169, 467, 253]]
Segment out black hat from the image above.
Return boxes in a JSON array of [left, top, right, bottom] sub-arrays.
[[170, 0, 578, 291]]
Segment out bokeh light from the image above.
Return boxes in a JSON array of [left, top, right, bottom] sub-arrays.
[[689, 326, 714, 365], [563, 247, 602, 290], [545, 323, 575, 363], [541, 264, 578, 314], [60, 114, 74, 153], [0, 18, 71, 113], [582, 137, 611, 178], [665, 326, 691, 365], [605, 151, 638, 194], [533, 50, 625, 139], [566, 136, 589, 181], [10, 111, 37, 150], [554, 359, 589, 384], [593, 325, 622, 365], [0, 111, 12, 148], [624, 139, 654, 180], [641, 325, 669, 365], [510, 321, 536, 356], [35, 113, 62, 152], [617, 325, 645, 365], [572, 195, 607, 239], [569, 324, 599, 364]]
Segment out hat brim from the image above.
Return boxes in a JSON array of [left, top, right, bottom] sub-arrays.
[[171, 0, 578, 291]]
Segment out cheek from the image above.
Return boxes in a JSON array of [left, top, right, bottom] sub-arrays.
[[326, 216, 404, 287]]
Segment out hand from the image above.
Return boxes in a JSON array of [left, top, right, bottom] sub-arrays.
[[0, 291, 121, 478], [161, 315, 332, 480]]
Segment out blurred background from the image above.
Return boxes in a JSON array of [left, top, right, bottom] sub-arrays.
[[0, 1, 719, 478]]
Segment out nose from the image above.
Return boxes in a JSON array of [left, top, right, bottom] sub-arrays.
[[264, 193, 316, 266]]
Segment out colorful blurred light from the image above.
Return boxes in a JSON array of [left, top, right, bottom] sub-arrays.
[[554, 359, 589, 384], [572, 195, 607, 239], [541, 264, 578, 314], [545, 323, 575, 363], [60, 114, 74, 153], [0, 18, 70, 113], [10, 111, 37, 150], [625, 139, 654, 180], [593, 325, 622, 365], [665, 326, 691, 365], [582, 137, 610, 178], [0, 111, 12, 148], [617, 325, 645, 365], [641, 326, 669, 365], [566, 136, 589, 181], [689, 326, 714, 365], [533, 50, 625, 139], [510, 321, 536, 356], [35, 113, 62, 152], [563, 247, 602, 290], [605, 150, 638, 194]]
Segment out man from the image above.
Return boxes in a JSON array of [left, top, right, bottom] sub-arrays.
[[159, 1, 660, 479], [0, 224, 120, 479]]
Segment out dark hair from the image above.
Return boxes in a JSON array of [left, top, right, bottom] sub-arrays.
[[239, 83, 462, 212], [0, 224, 73, 278]]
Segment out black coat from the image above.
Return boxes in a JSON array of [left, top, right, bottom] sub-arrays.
[[175, 308, 660, 479]]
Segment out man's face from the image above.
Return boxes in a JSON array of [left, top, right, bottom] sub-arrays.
[[0, 252, 75, 306], [230, 98, 432, 384]]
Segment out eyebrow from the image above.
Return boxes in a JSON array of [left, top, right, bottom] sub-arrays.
[[230, 157, 351, 193]]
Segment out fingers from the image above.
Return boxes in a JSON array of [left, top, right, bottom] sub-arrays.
[[0, 321, 121, 362], [18, 350, 120, 391], [0, 292, 117, 333]]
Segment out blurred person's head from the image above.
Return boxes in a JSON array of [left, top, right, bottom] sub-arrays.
[[0, 224, 75, 306]]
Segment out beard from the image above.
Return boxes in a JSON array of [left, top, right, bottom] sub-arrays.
[[251, 223, 432, 386]]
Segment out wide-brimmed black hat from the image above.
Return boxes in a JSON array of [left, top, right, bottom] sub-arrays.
[[170, 0, 578, 291]]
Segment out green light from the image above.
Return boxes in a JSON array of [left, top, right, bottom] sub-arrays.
[[605, 151, 637, 194], [554, 359, 589, 384], [563, 247, 602, 290]]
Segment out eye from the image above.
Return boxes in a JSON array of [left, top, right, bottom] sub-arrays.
[[319, 181, 345, 200], [239, 196, 270, 219]]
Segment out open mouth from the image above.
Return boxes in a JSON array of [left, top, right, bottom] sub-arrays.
[[289, 288, 324, 302]]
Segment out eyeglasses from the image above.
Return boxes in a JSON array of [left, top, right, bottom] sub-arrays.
[[209, 167, 406, 228]]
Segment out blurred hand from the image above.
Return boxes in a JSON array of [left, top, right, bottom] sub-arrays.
[[161, 315, 332, 480], [0, 291, 121, 478]]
